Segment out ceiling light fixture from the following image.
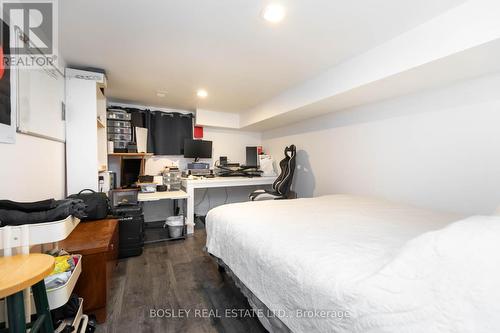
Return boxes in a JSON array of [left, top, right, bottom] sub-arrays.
[[156, 91, 167, 98], [197, 89, 208, 98], [262, 3, 285, 23]]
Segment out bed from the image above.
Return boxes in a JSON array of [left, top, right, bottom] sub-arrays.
[[206, 194, 500, 333]]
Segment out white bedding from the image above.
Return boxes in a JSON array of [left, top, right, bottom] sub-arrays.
[[206, 194, 500, 333]]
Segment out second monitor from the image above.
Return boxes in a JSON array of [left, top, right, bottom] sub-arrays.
[[244, 146, 259, 168]]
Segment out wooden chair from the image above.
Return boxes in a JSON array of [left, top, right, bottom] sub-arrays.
[[0, 254, 55, 333]]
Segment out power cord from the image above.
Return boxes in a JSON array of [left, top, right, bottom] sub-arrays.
[[193, 177, 230, 210], [194, 189, 208, 208]]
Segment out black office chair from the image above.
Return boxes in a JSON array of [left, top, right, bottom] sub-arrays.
[[249, 145, 297, 201]]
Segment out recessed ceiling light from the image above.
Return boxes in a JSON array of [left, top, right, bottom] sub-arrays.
[[262, 3, 285, 23], [156, 91, 167, 98], [197, 89, 208, 98]]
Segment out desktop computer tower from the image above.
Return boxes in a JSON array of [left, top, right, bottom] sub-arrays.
[[111, 205, 145, 258]]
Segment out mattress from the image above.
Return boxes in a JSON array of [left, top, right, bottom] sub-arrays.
[[206, 194, 500, 333]]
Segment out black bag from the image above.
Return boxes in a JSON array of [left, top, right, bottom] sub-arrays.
[[51, 294, 81, 328], [68, 189, 109, 221]]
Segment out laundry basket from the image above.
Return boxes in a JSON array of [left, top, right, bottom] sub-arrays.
[[164, 216, 185, 238]]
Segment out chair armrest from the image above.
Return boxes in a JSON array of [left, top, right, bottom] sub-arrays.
[[249, 189, 266, 200], [250, 190, 283, 201]]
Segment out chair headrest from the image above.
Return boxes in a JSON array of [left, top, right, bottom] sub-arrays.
[[284, 145, 296, 157]]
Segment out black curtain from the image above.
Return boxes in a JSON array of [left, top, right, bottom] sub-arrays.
[[151, 111, 193, 155], [123, 107, 193, 155], [126, 107, 151, 150]]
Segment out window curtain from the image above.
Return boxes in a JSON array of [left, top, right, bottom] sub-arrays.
[[125, 107, 193, 155], [151, 111, 193, 155], [112, 106, 193, 155]]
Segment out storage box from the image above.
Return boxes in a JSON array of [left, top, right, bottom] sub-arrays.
[[107, 127, 132, 134], [139, 183, 157, 193], [108, 133, 132, 141], [107, 120, 131, 128], [107, 110, 131, 121], [163, 169, 182, 191], [112, 140, 129, 149]]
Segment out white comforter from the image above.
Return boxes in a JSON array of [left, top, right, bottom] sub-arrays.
[[206, 195, 500, 333]]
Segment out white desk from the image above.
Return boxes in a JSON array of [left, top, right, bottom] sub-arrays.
[[138, 190, 188, 202], [182, 176, 276, 234], [137, 190, 189, 244]]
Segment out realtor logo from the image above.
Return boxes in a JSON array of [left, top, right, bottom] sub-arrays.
[[0, 0, 58, 68], [2, 1, 54, 55]]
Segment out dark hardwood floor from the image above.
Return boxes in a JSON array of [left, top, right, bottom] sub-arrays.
[[96, 228, 267, 333]]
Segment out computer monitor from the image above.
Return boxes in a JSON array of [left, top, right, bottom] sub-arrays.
[[121, 159, 142, 188], [245, 146, 259, 168], [183, 139, 212, 161]]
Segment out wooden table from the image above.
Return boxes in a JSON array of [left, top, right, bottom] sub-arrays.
[[59, 218, 119, 323]]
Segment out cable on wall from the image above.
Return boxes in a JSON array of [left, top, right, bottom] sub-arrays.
[[194, 189, 208, 208]]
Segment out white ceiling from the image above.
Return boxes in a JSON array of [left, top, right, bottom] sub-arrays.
[[59, 0, 464, 113]]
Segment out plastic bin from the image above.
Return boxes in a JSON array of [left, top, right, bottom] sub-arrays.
[[107, 120, 131, 128], [163, 170, 182, 191], [164, 216, 184, 238], [108, 127, 132, 134], [45, 254, 82, 309], [112, 140, 129, 149], [108, 133, 132, 141], [107, 110, 132, 121], [139, 183, 156, 193]]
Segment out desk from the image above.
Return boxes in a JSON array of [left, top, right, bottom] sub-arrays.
[[138, 190, 189, 243], [182, 176, 276, 234], [138, 190, 188, 202]]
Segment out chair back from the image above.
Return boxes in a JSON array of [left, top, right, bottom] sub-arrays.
[[272, 145, 296, 196]]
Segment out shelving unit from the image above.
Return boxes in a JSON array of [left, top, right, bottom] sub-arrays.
[[53, 297, 84, 333], [138, 190, 188, 202], [97, 119, 105, 128], [66, 68, 108, 194], [45, 254, 82, 309], [108, 153, 153, 176], [0, 215, 79, 249], [143, 221, 187, 244], [108, 153, 153, 157], [0, 216, 86, 332], [138, 191, 188, 244]]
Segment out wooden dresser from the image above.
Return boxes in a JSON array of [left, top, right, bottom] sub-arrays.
[[59, 218, 119, 323]]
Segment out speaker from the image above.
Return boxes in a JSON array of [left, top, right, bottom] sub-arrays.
[[219, 156, 228, 166]]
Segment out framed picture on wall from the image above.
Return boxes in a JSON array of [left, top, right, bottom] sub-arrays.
[[0, 18, 14, 143]]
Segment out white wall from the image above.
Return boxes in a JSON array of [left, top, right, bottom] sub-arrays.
[[262, 72, 500, 215], [0, 52, 67, 202], [196, 109, 239, 129], [143, 127, 262, 173], [0, 133, 66, 200]]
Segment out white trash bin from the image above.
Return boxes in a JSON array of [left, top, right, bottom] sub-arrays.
[[164, 216, 185, 238]]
